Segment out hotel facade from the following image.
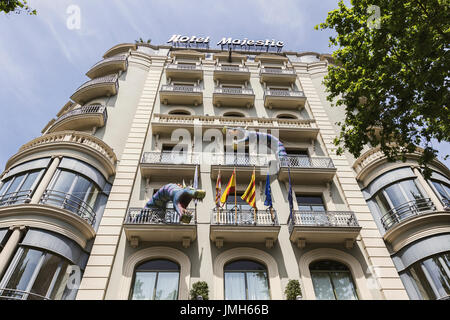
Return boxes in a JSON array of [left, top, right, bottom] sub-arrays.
[[0, 39, 449, 300]]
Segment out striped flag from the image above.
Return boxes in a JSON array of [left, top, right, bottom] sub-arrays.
[[220, 169, 236, 205], [215, 169, 222, 207], [287, 166, 294, 221], [242, 168, 257, 210]]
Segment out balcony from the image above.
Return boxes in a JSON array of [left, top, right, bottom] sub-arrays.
[[260, 68, 297, 84], [124, 207, 197, 248], [213, 87, 255, 108], [103, 43, 136, 58], [159, 84, 203, 106], [264, 89, 306, 109], [46, 105, 108, 133], [6, 131, 117, 176], [40, 190, 96, 227], [0, 190, 32, 207], [278, 156, 337, 183], [210, 153, 269, 180], [151, 114, 319, 140], [288, 210, 361, 248], [213, 65, 250, 82], [210, 208, 280, 248], [70, 74, 119, 105], [140, 151, 200, 180], [165, 63, 203, 80], [86, 55, 128, 79]]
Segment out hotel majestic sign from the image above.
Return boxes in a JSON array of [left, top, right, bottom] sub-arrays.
[[167, 34, 284, 52]]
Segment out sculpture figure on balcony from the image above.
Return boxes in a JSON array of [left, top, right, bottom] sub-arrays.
[[144, 183, 206, 223], [222, 126, 288, 171]]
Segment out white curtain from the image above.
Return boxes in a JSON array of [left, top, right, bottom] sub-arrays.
[[224, 272, 246, 300], [246, 272, 270, 300], [131, 272, 156, 300], [311, 272, 335, 300], [330, 272, 358, 300], [155, 272, 179, 300]]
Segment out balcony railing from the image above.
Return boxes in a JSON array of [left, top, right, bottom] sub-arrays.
[[40, 190, 96, 226], [0, 288, 50, 300], [442, 198, 450, 210], [166, 63, 202, 71], [160, 84, 202, 93], [280, 156, 335, 169], [76, 74, 119, 93], [381, 198, 436, 231], [260, 67, 296, 75], [211, 207, 279, 226], [53, 105, 108, 126], [288, 210, 359, 232], [87, 55, 128, 78], [215, 65, 249, 72], [125, 207, 196, 225], [211, 153, 269, 167], [264, 89, 305, 98], [214, 87, 254, 95], [141, 151, 200, 165], [0, 190, 32, 207]]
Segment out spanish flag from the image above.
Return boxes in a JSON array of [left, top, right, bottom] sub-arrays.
[[241, 169, 257, 210], [220, 169, 236, 205], [215, 169, 222, 207]]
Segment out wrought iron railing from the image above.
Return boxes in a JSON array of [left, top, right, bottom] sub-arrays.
[[89, 55, 128, 71], [380, 198, 436, 231], [442, 197, 450, 210], [211, 207, 279, 225], [125, 207, 196, 225], [0, 190, 32, 206], [210, 153, 269, 167], [166, 63, 202, 71], [40, 190, 96, 226], [76, 74, 119, 92], [288, 211, 359, 233], [141, 151, 200, 165], [215, 65, 249, 73], [160, 84, 202, 93], [0, 288, 50, 300], [54, 105, 107, 125], [260, 67, 296, 75], [264, 89, 305, 98], [214, 87, 254, 95], [280, 156, 335, 169]]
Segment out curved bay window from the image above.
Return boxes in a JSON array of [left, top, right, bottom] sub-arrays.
[[130, 259, 180, 300], [224, 260, 270, 300], [310, 260, 358, 300], [407, 251, 450, 300], [0, 247, 77, 300], [429, 179, 450, 209]]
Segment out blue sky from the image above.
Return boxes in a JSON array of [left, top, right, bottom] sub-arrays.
[[0, 0, 448, 170]]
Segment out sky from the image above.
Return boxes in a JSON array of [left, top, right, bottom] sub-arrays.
[[0, 0, 448, 171]]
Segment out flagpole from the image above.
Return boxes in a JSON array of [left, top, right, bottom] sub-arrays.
[[234, 167, 237, 225], [217, 167, 221, 224], [253, 166, 256, 225]]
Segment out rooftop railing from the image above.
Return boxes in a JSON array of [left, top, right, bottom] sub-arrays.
[[211, 207, 279, 226], [288, 210, 359, 233], [125, 207, 196, 225], [381, 198, 436, 231], [40, 190, 96, 226], [160, 84, 202, 93]]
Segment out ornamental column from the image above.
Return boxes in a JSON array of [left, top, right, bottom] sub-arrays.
[[0, 225, 26, 278]]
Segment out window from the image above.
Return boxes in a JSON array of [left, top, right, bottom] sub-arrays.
[[168, 110, 191, 115], [296, 195, 325, 212], [0, 169, 44, 206], [130, 259, 180, 300], [276, 114, 297, 119], [310, 260, 358, 300], [223, 112, 245, 117], [407, 251, 450, 300], [224, 260, 270, 300], [430, 180, 450, 207], [225, 192, 252, 211], [0, 247, 77, 300]]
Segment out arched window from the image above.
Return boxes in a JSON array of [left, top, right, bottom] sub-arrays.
[[223, 112, 245, 118], [130, 259, 180, 300], [168, 110, 191, 115], [276, 114, 297, 119], [310, 260, 358, 300], [224, 260, 270, 300]]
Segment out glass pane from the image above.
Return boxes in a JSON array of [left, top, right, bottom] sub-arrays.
[[225, 260, 266, 271], [384, 183, 408, 208], [224, 272, 246, 300], [400, 180, 424, 201], [48, 262, 74, 300], [29, 253, 63, 299], [66, 175, 92, 215], [131, 272, 157, 300], [51, 170, 76, 194], [374, 192, 391, 215], [137, 259, 180, 272], [311, 272, 335, 300], [432, 181, 449, 200], [246, 272, 270, 300], [409, 264, 435, 300], [154, 272, 179, 300], [330, 272, 358, 300], [19, 171, 42, 193], [0, 179, 11, 196], [5, 174, 25, 194], [422, 254, 450, 299], [3, 248, 43, 299], [298, 205, 312, 211]]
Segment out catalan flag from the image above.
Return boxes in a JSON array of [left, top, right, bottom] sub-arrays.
[[241, 169, 257, 210], [215, 169, 222, 207], [220, 169, 236, 205]]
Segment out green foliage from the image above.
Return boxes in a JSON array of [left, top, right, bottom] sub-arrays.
[[135, 38, 152, 44], [285, 279, 302, 300], [190, 281, 209, 300], [0, 0, 36, 15], [316, 0, 449, 178]]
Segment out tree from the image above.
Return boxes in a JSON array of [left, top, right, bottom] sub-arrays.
[[316, 0, 449, 178], [0, 0, 36, 15], [189, 281, 209, 300], [284, 279, 302, 300], [135, 38, 151, 44]]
